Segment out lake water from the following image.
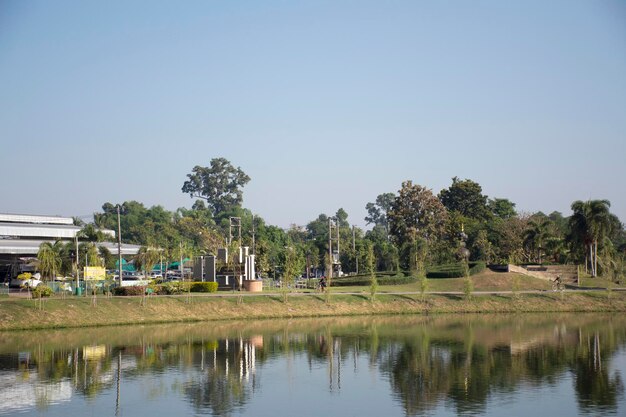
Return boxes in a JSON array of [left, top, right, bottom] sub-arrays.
[[0, 314, 624, 416]]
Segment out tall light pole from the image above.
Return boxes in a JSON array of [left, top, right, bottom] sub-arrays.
[[75, 235, 79, 295], [117, 205, 123, 287], [328, 218, 333, 281], [251, 214, 256, 255], [353, 225, 358, 274]]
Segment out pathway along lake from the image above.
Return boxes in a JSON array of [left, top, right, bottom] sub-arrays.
[[0, 314, 625, 416]]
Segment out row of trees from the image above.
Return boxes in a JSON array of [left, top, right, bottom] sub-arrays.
[[36, 240, 107, 280], [374, 178, 625, 278], [67, 159, 624, 282]]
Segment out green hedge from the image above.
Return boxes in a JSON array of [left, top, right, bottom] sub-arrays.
[[331, 273, 417, 287], [113, 286, 145, 296], [114, 282, 220, 296], [189, 282, 218, 293], [155, 282, 188, 295], [426, 262, 486, 278], [469, 261, 486, 275]]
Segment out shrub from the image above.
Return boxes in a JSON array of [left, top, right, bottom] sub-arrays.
[[418, 274, 428, 301], [427, 262, 486, 278], [112, 286, 145, 296], [159, 282, 191, 295], [469, 262, 486, 275], [31, 285, 54, 298], [426, 264, 464, 278], [369, 275, 378, 300], [331, 274, 417, 287], [189, 282, 218, 293], [463, 276, 474, 300], [146, 283, 162, 295]]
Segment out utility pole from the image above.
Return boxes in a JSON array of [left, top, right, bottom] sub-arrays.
[[336, 218, 340, 264], [75, 235, 79, 294], [251, 215, 256, 255], [328, 217, 340, 281], [353, 225, 358, 274], [229, 217, 241, 245], [179, 241, 183, 279], [328, 218, 333, 281], [117, 205, 123, 287]]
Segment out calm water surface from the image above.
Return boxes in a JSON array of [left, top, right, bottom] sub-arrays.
[[0, 314, 624, 416]]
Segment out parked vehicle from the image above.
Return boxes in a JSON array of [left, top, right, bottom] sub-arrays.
[[10, 272, 42, 289]]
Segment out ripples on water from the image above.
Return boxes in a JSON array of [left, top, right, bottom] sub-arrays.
[[0, 314, 624, 417]]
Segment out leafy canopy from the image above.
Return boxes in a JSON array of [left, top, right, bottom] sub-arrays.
[[439, 177, 489, 220], [182, 158, 251, 216]]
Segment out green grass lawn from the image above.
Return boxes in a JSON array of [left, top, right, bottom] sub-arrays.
[[579, 275, 622, 289], [289, 270, 554, 294]]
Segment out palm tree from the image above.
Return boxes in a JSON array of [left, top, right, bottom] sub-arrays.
[[78, 224, 111, 242], [98, 246, 113, 269], [37, 241, 62, 281], [569, 200, 613, 277], [136, 246, 161, 277], [85, 243, 102, 267], [523, 218, 551, 264]]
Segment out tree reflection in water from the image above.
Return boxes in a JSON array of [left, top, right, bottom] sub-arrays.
[[0, 314, 624, 416], [183, 338, 259, 415]]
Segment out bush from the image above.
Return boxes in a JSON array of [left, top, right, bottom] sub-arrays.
[[189, 282, 218, 293], [427, 263, 465, 278], [427, 262, 486, 278], [331, 274, 417, 287], [112, 286, 145, 296], [31, 285, 53, 298], [469, 262, 486, 275], [159, 282, 191, 295]]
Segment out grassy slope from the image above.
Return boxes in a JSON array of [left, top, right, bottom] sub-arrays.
[[323, 270, 553, 293], [1, 289, 625, 331], [1, 270, 623, 331], [326, 270, 625, 293]]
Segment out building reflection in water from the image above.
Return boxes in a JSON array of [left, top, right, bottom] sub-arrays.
[[0, 315, 623, 416]]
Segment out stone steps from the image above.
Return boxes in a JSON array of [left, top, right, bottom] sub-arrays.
[[508, 264, 578, 285]]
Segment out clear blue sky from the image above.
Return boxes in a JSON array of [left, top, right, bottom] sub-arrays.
[[1, 0, 625, 229]]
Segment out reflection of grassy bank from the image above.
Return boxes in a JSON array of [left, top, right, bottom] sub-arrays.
[[2, 313, 622, 354], [1, 290, 626, 331]]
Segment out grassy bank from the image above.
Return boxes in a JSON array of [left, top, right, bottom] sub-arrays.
[[1, 290, 625, 331]]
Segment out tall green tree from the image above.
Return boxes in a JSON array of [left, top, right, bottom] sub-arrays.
[[136, 246, 161, 277], [388, 181, 447, 269], [282, 240, 305, 301], [37, 241, 62, 281], [488, 198, 517, 220], [523, 217, 552, 264], [439, 177, 490, 220], [569, 200, 616, 277], [365, 192, 395, 233], [181, 158, 251, 216], [365, 225, 399, 272], [85, 243, 101, 267]]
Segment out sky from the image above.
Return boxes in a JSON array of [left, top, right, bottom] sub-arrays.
[[1, 0, 625, 229]]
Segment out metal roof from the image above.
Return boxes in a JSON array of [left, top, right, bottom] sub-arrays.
[[0, 239, 140, 256], [0, 223, 115, 239], [0, 213, 74, 225]]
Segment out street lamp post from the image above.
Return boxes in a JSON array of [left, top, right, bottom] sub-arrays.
[[117, 205, 123, 287]]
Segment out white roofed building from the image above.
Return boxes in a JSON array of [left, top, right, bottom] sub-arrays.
[[0, 213, 139, 280]]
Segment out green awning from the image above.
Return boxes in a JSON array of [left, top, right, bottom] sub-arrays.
[[114, 259, 136, 272]]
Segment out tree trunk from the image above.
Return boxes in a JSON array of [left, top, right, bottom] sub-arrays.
[[590, 243, 596, 277], [593, 239, 598, 277]]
